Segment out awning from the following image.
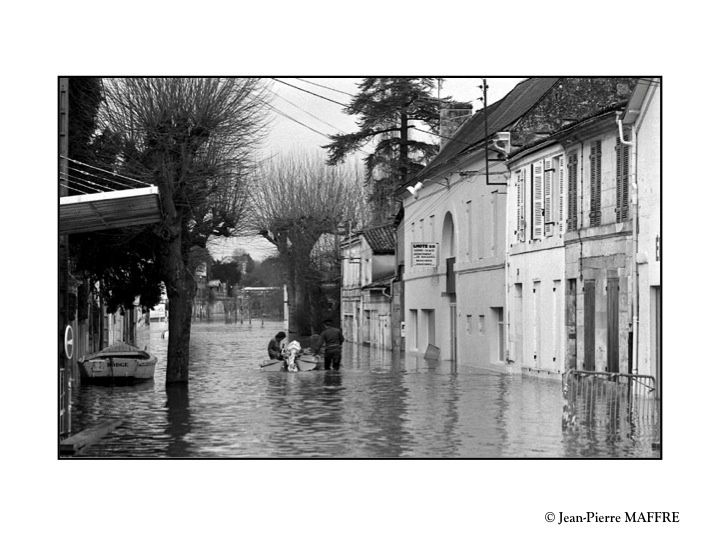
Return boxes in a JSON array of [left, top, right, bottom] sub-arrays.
[[362, 275, 394, 290], [60, 186, 162, 235]]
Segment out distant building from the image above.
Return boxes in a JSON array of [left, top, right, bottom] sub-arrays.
[[341, 224, 396, 349]]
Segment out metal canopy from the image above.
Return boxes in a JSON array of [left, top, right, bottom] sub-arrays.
[[59, 186, 161, 235]]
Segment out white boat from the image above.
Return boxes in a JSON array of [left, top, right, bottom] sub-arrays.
[[78, 342, 158, 383]]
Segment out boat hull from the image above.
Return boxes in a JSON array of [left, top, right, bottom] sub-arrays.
[[78, 343, 157, 383]]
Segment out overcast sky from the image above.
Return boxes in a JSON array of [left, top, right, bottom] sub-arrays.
[[209, 77, 524, 261]]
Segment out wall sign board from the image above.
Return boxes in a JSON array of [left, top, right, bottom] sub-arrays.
[[412, 243, 439, 267]]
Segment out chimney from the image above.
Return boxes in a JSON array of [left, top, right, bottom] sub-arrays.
[[439, 103, 473, 148]]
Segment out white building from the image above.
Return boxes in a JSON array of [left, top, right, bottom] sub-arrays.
[[400, 78, 558, 367], [623, 79, 661, 390], [340, 225, 396, 349], [507, 142, 568, 377]]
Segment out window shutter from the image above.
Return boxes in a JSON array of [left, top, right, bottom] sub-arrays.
[[589, 140, 602, 227], [515, 169, 522, 243], [567, 153, 578, 231], [533, 160, 544, 239], [543, 158, 553, 236], [519, 168, 526, 241], [616, 130, 630, 221], [558, 154, 565, 234], [622, 134, 629, 219]]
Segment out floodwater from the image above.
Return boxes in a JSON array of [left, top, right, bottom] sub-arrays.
[[70, 320, 659, 458]]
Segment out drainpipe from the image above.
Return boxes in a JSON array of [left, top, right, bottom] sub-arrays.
[[617, 112, 638, 375]]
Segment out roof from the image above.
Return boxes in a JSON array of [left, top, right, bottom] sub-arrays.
[[508, 106, 625, 162], [623, 78, 659, 125], [362, 274, 394, 290], [361, 224, 396, 254], [59, 186, 162, 235], [408, 77, 560, 184]]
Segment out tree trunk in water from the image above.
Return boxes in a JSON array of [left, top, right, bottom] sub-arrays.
[[284, 256, 298, 342], [163, 232, 196, 385], [294, 272, 311, 337]]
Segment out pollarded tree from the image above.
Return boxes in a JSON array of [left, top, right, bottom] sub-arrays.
[[99, 78, 269, 384], [251, 154, 361, 338], [324, 77, 470, 223]]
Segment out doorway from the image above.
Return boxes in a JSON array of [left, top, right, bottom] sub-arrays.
[[607, 277, 619, 372], [449, 303, 457, 361], [583, 280, 595, 370]]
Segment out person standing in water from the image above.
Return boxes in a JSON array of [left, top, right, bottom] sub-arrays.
[[318, 320, 344, 370]]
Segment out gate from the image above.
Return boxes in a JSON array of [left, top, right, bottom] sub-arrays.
[[562, 369, 659, 439]]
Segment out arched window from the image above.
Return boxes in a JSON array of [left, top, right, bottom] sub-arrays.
[[441, 211, 455, 259]]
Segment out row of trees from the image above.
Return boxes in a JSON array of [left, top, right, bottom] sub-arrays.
[[68, 77, 461, 385]]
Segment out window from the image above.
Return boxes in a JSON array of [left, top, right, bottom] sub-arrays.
[[589, 140, 602, 227], [465, 200, 472, 258], [419, 219, 424, 242], [516, 168, 526, 242], [428, 215, 435, 241], [490, 193, 497, 256], [616, 130, 630, 221], [410, 309, 418, 350], [567, 153, 578, 231], [477, 314, 485, 333], [532, 160, 544, 239], [466, 314, 472, 334], [422, 309, 436, 347], [557, 155, 565, 234], [543, 158, 553, 236]]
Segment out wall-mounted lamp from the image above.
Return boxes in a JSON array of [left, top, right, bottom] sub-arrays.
[[406, 181, 423, 196]]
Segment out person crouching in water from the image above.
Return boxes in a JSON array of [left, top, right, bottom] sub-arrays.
[[318, 320, 344, 370], [267, 331, 287, 363]]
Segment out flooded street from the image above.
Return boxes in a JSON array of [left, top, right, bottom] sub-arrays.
[[71, 320, 658, 458]]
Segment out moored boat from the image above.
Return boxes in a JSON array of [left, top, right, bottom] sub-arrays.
[[78, 342, 158, 383]]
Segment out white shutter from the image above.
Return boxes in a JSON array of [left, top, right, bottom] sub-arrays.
[[558, 154, 565, 234], [514, 170, 522, 243], [543, 158, 553, 236], [532, 161, 544, 239], [519, 168, 526, 241]]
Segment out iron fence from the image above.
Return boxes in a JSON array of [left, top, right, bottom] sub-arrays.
[[562, 369, 659, 435]]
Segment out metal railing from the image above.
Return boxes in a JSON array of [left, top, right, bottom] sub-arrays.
[[562, 369, 659, 433]]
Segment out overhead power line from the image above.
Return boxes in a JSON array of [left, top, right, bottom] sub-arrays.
[[262, 100, 330, 139], [271, 78, 349, 108], [60, 171, 112, 193], [65, 165, 140, 190], [262, 97, 371, 156], [60, 155, 151, 187], [267, 88, 346, 133], [294, 78, 356, 98]]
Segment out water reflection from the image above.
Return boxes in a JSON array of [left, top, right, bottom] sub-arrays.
[[70, 320, 658, 458], [166, 385, 191, 457]]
